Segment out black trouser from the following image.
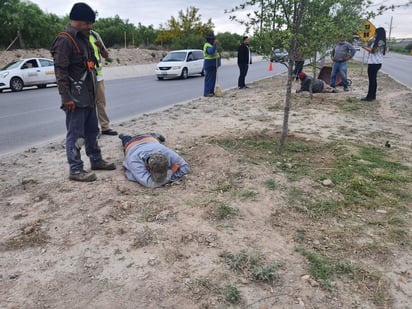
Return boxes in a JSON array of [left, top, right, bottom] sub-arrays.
[[293, 61, 304, 79], [366, 63, 382, 100], [238, 63, 249, 88]]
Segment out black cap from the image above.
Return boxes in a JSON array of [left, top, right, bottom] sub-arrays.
[[69, 2, 96, 23]]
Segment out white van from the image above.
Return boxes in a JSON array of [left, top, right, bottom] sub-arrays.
[[155, 49, 204, 80]]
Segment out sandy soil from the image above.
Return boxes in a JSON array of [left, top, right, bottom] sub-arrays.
[[0, 53, 411, 309], [0, 48, 165, 68]]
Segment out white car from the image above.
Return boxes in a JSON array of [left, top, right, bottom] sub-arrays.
[[0, 57, 56, 92], [155, 49, 204, 80]]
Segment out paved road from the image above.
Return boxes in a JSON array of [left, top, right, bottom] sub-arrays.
[[0, 60, 286, 156]]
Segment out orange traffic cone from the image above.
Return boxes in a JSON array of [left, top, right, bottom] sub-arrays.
[[268, 61, 273, 71]]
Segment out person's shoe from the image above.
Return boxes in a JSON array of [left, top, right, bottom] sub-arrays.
[[204, 93, 214, 97], [91, 160, 116, 170], [360, 97, 374, 102], [343, 87, 349, 91], [101, 129, 118, 136], [69, 170, 97, 182], [150, 132, 166, 143]]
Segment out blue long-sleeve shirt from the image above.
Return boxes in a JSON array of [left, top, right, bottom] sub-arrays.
[[123, 142, 190, 188]]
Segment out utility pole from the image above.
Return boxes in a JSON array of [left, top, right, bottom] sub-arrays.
[[388, 16, 393, 52]]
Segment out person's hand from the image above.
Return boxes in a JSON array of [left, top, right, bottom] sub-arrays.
[[94, 40, 103, 49], [170, 163, 181, 173], [63, 100, 75, 112]]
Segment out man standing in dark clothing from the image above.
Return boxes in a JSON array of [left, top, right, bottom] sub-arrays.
[[237, 36, 252, 89], [50, 2, 116, 182]]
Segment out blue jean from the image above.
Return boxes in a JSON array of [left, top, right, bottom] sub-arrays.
[[330, 61, 348, 88], [64, 106, 102, 174], [204, 66, 217, 95]]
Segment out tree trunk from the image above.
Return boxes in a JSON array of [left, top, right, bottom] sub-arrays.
[[278, 57, 295, 154]]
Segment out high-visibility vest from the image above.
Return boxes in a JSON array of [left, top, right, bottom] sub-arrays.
[[203, 42, 219, 60], [89, 32, 103, 76]]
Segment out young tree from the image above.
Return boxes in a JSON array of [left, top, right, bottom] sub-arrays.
[[227, 0, 368, 152], [155, 7, 214, 47]]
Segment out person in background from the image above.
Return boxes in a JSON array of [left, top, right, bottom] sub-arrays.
[[361, 27, 387, 102], [203, 33, 220, 97], [237, 36, 252, 89], [50, 2, 116, 182], [89, 30, 118, 135], [119, 133, 190, 188], [293, 43, 307, 81], [330, 35, 356, 91], [296, 72, 334, 93]]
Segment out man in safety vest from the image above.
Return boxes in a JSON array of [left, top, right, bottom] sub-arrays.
[[203, 32, 221, 97], [89, 30, 118, 136]]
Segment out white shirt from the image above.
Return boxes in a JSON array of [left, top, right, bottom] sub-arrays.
[[367, 40, 385, 64]]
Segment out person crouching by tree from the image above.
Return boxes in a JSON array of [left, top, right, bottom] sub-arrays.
[[203, 33, 220, 97], [296, 72, 334, 93]]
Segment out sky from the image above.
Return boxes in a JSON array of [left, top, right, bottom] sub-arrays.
[[29, 0, 412, 38]]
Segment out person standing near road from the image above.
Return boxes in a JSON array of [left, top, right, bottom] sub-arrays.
[[89, 30, 118, 136], [237, 36, 252, 89], [330, 35, 356, 91], [50, 2, 116, 182], [203, 33, 220, 97], [361, 27, 387, 102]]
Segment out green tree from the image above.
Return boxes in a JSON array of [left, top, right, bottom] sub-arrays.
[[94, 16, 137, 48], [156, 7, 214, 47], [0, 0, 65, 49], [216, 32, 243, 52], [227, 0, 368, 152], [134, 23, 159, 47]]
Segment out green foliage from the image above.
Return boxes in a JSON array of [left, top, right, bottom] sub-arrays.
[[0, 0, 66, 49], [0, 1, 242, 52], [219, 249, 282, 284], [264, 179, 278, 190], [171, 33, 204, 50], [215, 203, 238, 220], [251, 262, 282, 282], [225, 284, 242, 303], [156, 6, 214, 48], [216, 32, 243, 51], [311, 146, 412, 215]]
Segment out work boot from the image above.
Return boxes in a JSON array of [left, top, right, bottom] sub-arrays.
[[91, 159, 116, 171], [149, 132, 166, 143], [69, 170, 97, 182]]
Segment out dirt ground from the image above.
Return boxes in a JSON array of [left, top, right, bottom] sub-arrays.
[[0, 53, 411, 309]]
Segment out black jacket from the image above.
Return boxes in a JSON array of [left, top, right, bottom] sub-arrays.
[[50, 25, 96, 107], [237, 43, 252, 65]]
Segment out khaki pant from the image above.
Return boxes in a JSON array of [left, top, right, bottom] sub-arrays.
[[96, 80, 110, 131]]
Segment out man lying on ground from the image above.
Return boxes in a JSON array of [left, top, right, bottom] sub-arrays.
[[119, 133, 190, 188]]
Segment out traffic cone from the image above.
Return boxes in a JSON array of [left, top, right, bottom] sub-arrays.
[[269, 61, 273, 71]]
